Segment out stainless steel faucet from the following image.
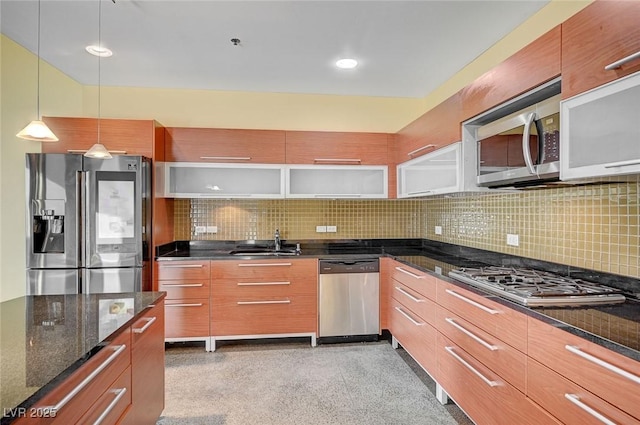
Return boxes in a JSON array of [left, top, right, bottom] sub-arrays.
[[274, 228, 281, 251]]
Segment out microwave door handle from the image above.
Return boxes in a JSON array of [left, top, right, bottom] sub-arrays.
[[522, 112, 537, 175]]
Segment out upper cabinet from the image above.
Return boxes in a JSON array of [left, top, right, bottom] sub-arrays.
[[285, 131, 390, 165], [42, 117, 162, 158], [461, 25, 561, 121], [395, 92, 462, 163], [561, 0, 640, 99], [286, 165, 388, 199], [165, 127, 286, 163]]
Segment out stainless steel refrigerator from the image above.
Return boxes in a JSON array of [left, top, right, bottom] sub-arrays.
[[26, 153, 151, 295]]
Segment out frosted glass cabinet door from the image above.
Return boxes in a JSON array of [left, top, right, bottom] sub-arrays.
[[561, 71, 640, 180], [286, 165, 388, 198], [164, 163, 285, 198], [397, 142, 461, 197]]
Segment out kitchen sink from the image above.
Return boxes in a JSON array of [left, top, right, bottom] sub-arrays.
[[229, 248, 298, 256]]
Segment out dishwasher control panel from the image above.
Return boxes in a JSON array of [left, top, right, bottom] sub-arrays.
[[319, 259, 379, 274]]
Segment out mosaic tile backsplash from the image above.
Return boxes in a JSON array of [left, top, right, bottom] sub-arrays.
[[174, 179, 640, 279]]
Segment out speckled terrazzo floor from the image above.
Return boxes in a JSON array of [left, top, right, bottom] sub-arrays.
[[157, 340, 473, 425]]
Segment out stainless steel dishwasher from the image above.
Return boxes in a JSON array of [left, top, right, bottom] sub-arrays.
[[318, 259, 380, 342]]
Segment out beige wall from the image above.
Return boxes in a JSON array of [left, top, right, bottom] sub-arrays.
[[0, 35, 83, 301], [0, 1, 591, 300]]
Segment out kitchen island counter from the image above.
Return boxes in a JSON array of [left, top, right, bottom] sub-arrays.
[[0, 291, 166, 424]]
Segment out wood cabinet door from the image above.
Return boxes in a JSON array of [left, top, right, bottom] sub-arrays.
[[131, 302, 165, 425], [285, 131, 390, 165], [561, 0, 640, 99], [461, 25, 561, 120], [165, 127, 286, 163], [528, 316, 640, 420], [41, 117, 156, 158], [396, 92, 462, 162]]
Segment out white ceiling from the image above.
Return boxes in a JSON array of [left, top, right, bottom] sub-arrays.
[[1, 0, 549, 99]]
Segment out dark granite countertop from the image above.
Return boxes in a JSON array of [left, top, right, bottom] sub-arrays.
[[156, 238, 640, 362], [0, 291, 166, 424]]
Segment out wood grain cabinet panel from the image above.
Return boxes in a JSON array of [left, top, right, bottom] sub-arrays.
[[561, 0, 640, 99], [391, 282, 436, 327], [461, 25, 561, 120], [164, 299, 210, 339], [390, 298, 438, 379], [165, 127, 286, 163], [212, 259, 316, 280], [379, 257, 393, 330], [14, 329, 131, 425], [437, 333, 560, 425], [285, 131, 390, 165], [395, 92, 462, 162], [130, 302, 165, 425], [389, 261, 437, 301], [527, 358, 640, 425], [155, 261, 211, 281], [76, 366, 132, 425], [41, 117, 158, 158], [436, 306, 526, 393], [528, 317, 640, 420], [436, 279, 528, 353]]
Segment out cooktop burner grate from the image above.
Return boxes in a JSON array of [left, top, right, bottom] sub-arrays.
[[448, 266, 626, 307]]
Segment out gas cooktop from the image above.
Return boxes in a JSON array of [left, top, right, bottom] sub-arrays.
[[448, 266, 626, 307]]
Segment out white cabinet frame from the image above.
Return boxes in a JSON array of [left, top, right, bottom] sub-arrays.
[[397, 142, 465, 197], [286, 165, 388, 199], [560, 71, 640, 180], [159, 162, 286, 199]]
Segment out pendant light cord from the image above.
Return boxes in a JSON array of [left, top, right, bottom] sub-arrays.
[[36, 0, 41, 118], [97, 0, 102, 144]]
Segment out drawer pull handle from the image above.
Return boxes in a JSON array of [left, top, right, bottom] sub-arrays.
[[394, 306, 425, 326], [604, 50, 640, 70], [445, 346, 500, 387], [238, 263, 292, 267], [200, 156, 251, 161], [161, 264, 204, 269], [445, 289, 500, 315], [565, 345, 640, 385], [237, 281, 291, 286], [395, 267, 425, 280], [132, 317, 156, 334], [313, 158, 362, 164], [564, 394, 616, 425], [407, 144, 437, 157], [237, 300, 291, 305], [445, 318, 498, 351], [394, 286, 425, 303], [93, 388, 127, 425], [41, 344, 127, 413], [603, 159, 640, 169], [162, 283, 204, 287], [166, 303, 203, 307]]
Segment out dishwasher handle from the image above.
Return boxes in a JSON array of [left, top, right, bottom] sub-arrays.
[[319, 259, 379, 274]]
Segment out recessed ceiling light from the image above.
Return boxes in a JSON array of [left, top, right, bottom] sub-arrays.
[[336, 58, 358, 69], [85, 45, 113, 57]]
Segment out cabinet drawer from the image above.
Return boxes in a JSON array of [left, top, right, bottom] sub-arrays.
[[436, 305, 526, 393], [390, 262, 436, 301], [391, 282, 436, 327], [437, 280, 527, 352], [165, 299, 210, 338], [213, 277, 316, 298], [155, 261, 210, 280], [528, 317, 640, 420], [77, 366, 132, 425], [528, 358, 639, 425], [158, 280, 210, 299], [16, 330, 131, 425], [212, 258, 317, 279], [211, 294, 316, 336], [390, 299, 437, 378], [437, 333, 559, 425]]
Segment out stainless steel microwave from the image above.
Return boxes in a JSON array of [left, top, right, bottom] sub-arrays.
[[468, 78, 562, 188]]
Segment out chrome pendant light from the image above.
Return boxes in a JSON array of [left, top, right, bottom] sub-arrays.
[[85, 0, 112, 159], [16, 0, 59, 142]]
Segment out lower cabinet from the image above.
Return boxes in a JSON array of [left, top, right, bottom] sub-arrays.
[[210, 258, 318, 349], [130, 301, 165, 425]]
